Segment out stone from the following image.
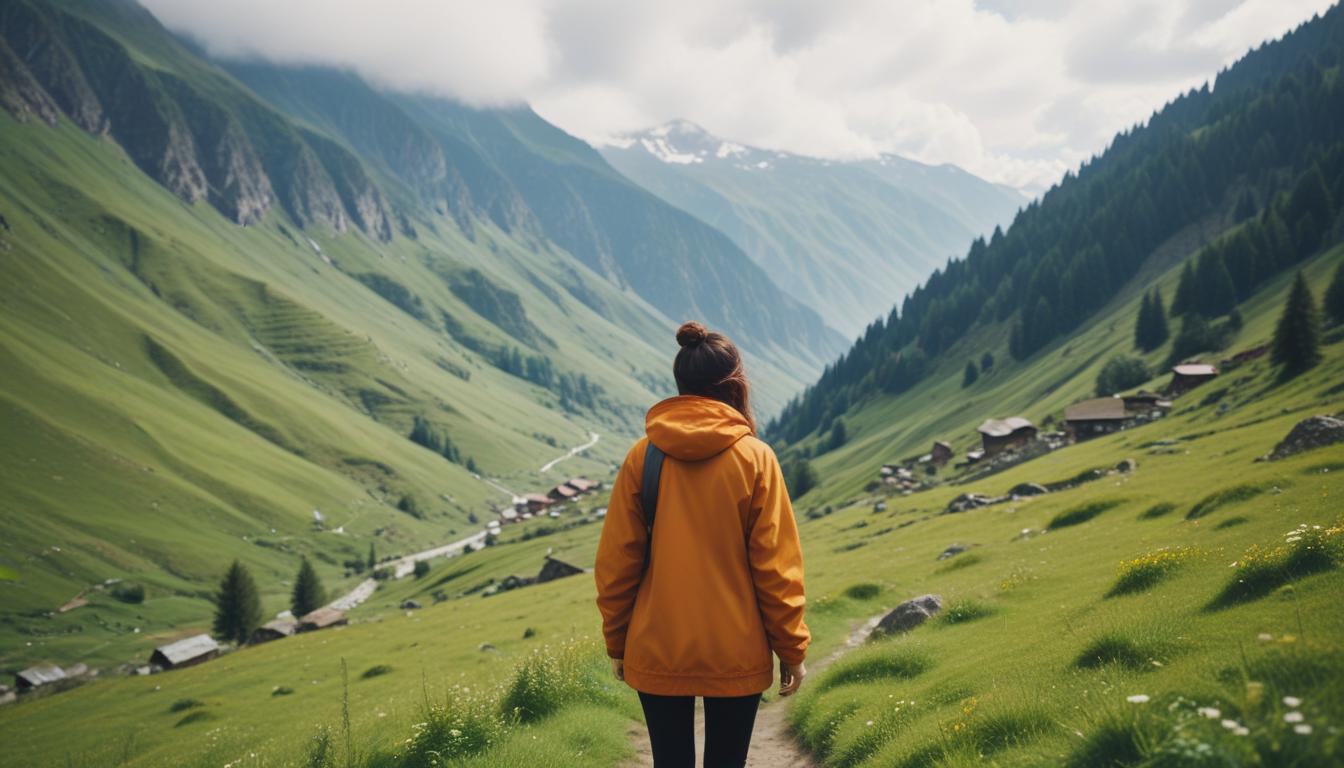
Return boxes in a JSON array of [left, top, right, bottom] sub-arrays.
[[1266, 415, 1344, 460], [874, 595, 942, 635], [1114, 458, 1138, 473], [937, 544, 969, 561], [1008, 482, 1048, 497], [399, 600, 422, 610], [944, 493, 1001, 514]]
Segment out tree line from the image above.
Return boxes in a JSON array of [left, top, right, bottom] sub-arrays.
[[767, 5, 1344, 446], [213, 555, 341, 645]]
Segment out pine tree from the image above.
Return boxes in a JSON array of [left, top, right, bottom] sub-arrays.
[[962, 360, 979, 388], [1171, 261, 1197, 315], [785, 458, 818, 497], [826, 420, 848, 452], [213, 560, 262, 645], [980, 351, 994, 371], [1149, 289, 1169, 348], [366, 543, 376, 571], [1134, 292, 1153, 350], [1271, 271, 1322, 377], [291, 557, 326, 619], [1325, 261, 1344, 326], [1195, 250, 1237, 317], [1288, 164, 1333, 254]]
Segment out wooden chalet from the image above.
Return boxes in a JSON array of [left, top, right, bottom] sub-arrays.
[[536, 556, 585, 584], [249, 618, 297, 645], [976, 417, 1037, 456], [149, 634, 219, 670], [297, 607, 348, 633], [1064, 397, 1130, 440], [1168, 363, 1219, 395]]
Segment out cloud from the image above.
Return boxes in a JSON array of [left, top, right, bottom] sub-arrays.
[[142, 0, 1333, 193]]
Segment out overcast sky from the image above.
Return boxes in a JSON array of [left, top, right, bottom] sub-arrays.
[[143, 0, 1334, 193]]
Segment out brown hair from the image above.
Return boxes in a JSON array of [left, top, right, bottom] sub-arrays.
[[673, 321, 755, 434]]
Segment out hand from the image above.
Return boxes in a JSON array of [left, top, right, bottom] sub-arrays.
[[611, 658, 625, 681], [778, 660, 806, 697]]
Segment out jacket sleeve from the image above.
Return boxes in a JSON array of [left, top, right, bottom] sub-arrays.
[[747, 449, 810, 665], [594, 441, 648, 659]]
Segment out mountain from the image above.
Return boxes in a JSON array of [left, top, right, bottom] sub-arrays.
[[0, 0, 844, 672], [601, 121, 1024, 336], [768, 3, 1344, 451]]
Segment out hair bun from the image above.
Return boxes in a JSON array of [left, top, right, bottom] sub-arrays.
[[676, 321, 708, 348]]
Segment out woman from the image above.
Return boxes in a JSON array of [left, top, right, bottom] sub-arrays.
[[595, 321, 810, 767]]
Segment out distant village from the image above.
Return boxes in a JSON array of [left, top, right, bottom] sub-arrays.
[[877, 360, 1225, 493], [6, 475, 606, 705]]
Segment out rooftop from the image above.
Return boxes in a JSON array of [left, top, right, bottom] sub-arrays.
[[153, 634, 219, 665], [977, 417, 1035, 437], [1065, 397, 1129, 422], [1173, 363, 1218, 376]]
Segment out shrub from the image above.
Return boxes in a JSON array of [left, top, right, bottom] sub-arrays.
[[400, 689, 506, 766], [1106, 546, 1194, 597], [304, 725, 335, 768], [1138, 502, 1177, 520], [939, 598, 996, 625], [110, 583, 145, 604], [169, 698, 203, 713], [1209, 521, 1343, 609], [522, 627, 536, 639], [1096, 355, 1149, 396], [499, 641, 613, 722], [843, 583, 881, 600], [361, 664, 393, 679], [1187, 484, 1265, 519], [413, 560, 430, 579], [1048, 499, 1125, 530], [1214, 515, 1251, 530], [272, 686, 295, 697]]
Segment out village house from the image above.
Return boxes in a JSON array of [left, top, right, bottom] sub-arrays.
[[930, 441, 954, 467], [547, 483, 580, 502], [297, 607, 348, 633], [14, 665, 65, 693], [536, 555, 585, 584], [1122, 390, 1170, 413], [520, 493, 552, 513], [249, 618, 297, 645], [149, 634, 219, 671], [1168, 363, 1219, 395], [1064, 397, 1131, 440], [977, 417, 1037, 456], [564, 477, 600, 494]]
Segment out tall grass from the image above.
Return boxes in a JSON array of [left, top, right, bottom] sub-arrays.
[[1209, 521, 1343, 609], [1105, 546, 1195, 597], [1048, 499, 1126, 530], [1186, 484, 1266, 520]]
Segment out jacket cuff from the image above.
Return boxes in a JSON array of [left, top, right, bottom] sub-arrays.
[[776, 647, 806, 666]]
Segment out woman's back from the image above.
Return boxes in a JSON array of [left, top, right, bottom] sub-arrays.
[[597, 396, 808, 696]]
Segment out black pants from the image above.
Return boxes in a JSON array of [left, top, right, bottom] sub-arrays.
[[638, 691, 762, 768]]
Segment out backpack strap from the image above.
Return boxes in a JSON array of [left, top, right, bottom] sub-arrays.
[[640, 442, 665, 572]]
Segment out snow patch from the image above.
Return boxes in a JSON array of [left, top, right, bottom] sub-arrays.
[[640, 137, 702, 165]]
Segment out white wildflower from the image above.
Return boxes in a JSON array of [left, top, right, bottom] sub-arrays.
[[1234, 727, 1250, 736], [1285, 712, 1305, 723], [1198, 707, 1221, 719], [1294, 724, 1313, 735], [1257, 633, 1273, 642], [1221, 719, 1240, 730], [866, 720, 874, 726], [1283, 696, 1302, 707], [1127, 694, 1150, 704]]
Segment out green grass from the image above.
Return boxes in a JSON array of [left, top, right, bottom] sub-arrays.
[[937, 598, 997, 626], [1048, 499, 1127, 529], [1074, 631, 1175, 671], [1138, 502, 1178, 519], [1187, 483, 1267, 519]]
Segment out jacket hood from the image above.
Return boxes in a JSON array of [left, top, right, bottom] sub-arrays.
[[645, 396, 753, 461]]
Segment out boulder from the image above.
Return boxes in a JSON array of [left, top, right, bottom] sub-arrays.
[[944, 493, 1006, 514], [874, 595, 942, 635], [1114, 458, 1138, 473], [937, 544, 969, 561], [1266, 415, 1344, 460], [399, 600, 422, 610], [1008, 482, 1048, 497]]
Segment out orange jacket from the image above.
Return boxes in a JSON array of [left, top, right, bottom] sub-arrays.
[[595, 395, 809, 697]]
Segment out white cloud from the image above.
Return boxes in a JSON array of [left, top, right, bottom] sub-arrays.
[[142, 0, 1334, 194]]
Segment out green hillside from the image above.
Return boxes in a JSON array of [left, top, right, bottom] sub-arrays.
[[602, 121, 1024, 337]]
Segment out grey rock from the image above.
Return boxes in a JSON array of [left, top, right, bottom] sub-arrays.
[[874, 595, 943, 635], [1267, 415, 1344, 460], [399, 599, 422, 610], [944, 493, 1007, 514], [1114, 458, 1138, 473], [1008, 482, 1048, 497], [937, 544, 969, 561]]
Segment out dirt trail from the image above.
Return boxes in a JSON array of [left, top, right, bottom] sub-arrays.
[[625, 612, 884, 767]]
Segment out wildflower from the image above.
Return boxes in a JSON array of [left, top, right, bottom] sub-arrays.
[[1198, 707, 1221, 719], [1127, 694, 1150, 704], [1256, 633, 1273, 642], [1283, 696, 1302, 707], [1246, 682, 1264, 706], [1234, 727, 1250, 736], [1294, 724, 1313, 735], [1221, 719, 1240, 730], [866, 720, 874, 727], [1285, 712, 1305, 723]]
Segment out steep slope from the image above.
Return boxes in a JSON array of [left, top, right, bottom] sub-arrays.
[[218, 63, 846, 381], [0, 0, 707, 673], [769, 3, 1344, 450], [602, 121, 1024, 336]]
